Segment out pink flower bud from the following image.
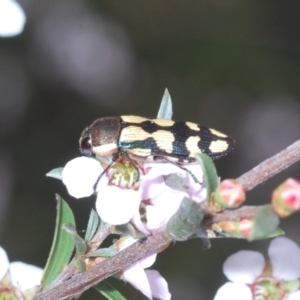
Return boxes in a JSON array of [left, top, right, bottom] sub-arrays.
[[213, 218, 253, 238], [214, 179, 246, 209], [272, 178, 300, 218], [239, 219, 253, 238]]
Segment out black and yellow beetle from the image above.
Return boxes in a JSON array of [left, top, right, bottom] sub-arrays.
[[79, 115, 235, 185]]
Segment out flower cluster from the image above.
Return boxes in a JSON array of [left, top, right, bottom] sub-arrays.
[[62, 156, 207, 232], [0, 0, 26, 37], [214, 237, 300, 300], [272, 178, 300, 218], [0, 245, 43, 299], [62, 156, 207, 299]]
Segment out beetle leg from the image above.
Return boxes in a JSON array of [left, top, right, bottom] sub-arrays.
[[155, 156, 202, 185], [93, 154, 119, 192]]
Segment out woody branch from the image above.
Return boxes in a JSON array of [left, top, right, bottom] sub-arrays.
[[32, 138, 300, 300]]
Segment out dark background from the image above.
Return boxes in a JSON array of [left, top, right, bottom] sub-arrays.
[[1, 1, 300, 299]]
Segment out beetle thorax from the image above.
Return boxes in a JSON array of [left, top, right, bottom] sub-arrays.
[[90, 117, 121, 156]]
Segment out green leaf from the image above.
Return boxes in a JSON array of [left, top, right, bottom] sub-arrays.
[[0, 292, 19, 300], [269, 228, 285, 237], [157, 88, 173, 120], [167, 197, 204, 241], [86, 248, 118, 258], [248, 205, 280, 241], [85, 209, 100, 242], [164, 173, 188, 191], [63, 223, 87, 255], [46, 167, 63, 180], [114, 223, 144, 239], [284, 279, 300, 293], [195, 153, 218, 197], [42, 195, 75, 288], [94, 281, 127, 300], [74, 257, 85, 272]]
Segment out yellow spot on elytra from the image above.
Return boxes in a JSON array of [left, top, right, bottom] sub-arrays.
[[210, 129, 227, 138], [153, 130, 175, 153], [209, 140, 229, 152], [120, 127, 175, 157], [186, 122, 200, 131], [121, 116, 148, 123], [185, 136, 201, 156], [152, 119, 175, 127]]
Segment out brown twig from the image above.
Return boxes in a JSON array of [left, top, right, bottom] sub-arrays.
[[32, 231, 172, 300], [203, 205, 261, 226], [236, 139, 300, 191], [33, 139, 300, 300], [50, 224, 113, 287]]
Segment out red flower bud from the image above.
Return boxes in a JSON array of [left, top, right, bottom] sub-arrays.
[[272, 178, 300, 218], [214, 179, 246, 209], [213, 218, 253, 238]]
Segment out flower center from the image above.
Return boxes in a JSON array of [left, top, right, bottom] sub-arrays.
[[107, 157, 141, 188], [251, 276, 287, 300], [0, 285, 23, 300]]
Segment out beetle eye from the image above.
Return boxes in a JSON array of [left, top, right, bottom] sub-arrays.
[[80, 137, 92, 156]]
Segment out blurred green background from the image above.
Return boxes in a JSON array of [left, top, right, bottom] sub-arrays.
[[1, 1, 300, 299]]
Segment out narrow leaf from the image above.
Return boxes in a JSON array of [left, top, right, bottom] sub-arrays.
[[114, 223, 143, 239], [164, 173, 187, 191], [94, 281, 127, 300], [74, 257, 85, 272], [248, 205, 280, 241], [42, 195, 75, 288], [266, 228, 285, 238], [167, 197, 203, 241], [85, 209, 100, 242], [195, 153, 218, 198], [86, 248, 118, 258], [46, 167, 63, 180], [63, 223, 87, 255], [157, 88, 173, 120]]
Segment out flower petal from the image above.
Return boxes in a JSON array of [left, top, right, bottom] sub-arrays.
[[140, 175, 166, 200], [145, 187, 187, 230], [121, 262, 152, 299], [131, 211, 151, 235], [288, 290, 300, 300], [9, 261, 43, 292], [213, 282, 252, 300], [0, 246, 9, 281], [96, 185, 140, 225], [223, 250, 265, 284], [142, 162, 206, 203], [182, 164, 205, 199], [62, 157, 103, 198], [143, 162, 180, 180], [140, 253, 157, 269], [145, 270, 171, 300], [0, 0, 26, 37], [269, 237, 300, 280]]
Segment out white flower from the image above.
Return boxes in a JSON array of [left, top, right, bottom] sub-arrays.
[[0, 0, 26, 37], [116, 237, 171, 300], [62, 156, 103, 198], [214, 237, 300, 300], [62, 157, 206, 229], [9, 262, 43, 292], [0, 246, 9, 281], [62, 157, 141, 225], [95, 173, 141, 225], [0, 245, 43, 297]]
